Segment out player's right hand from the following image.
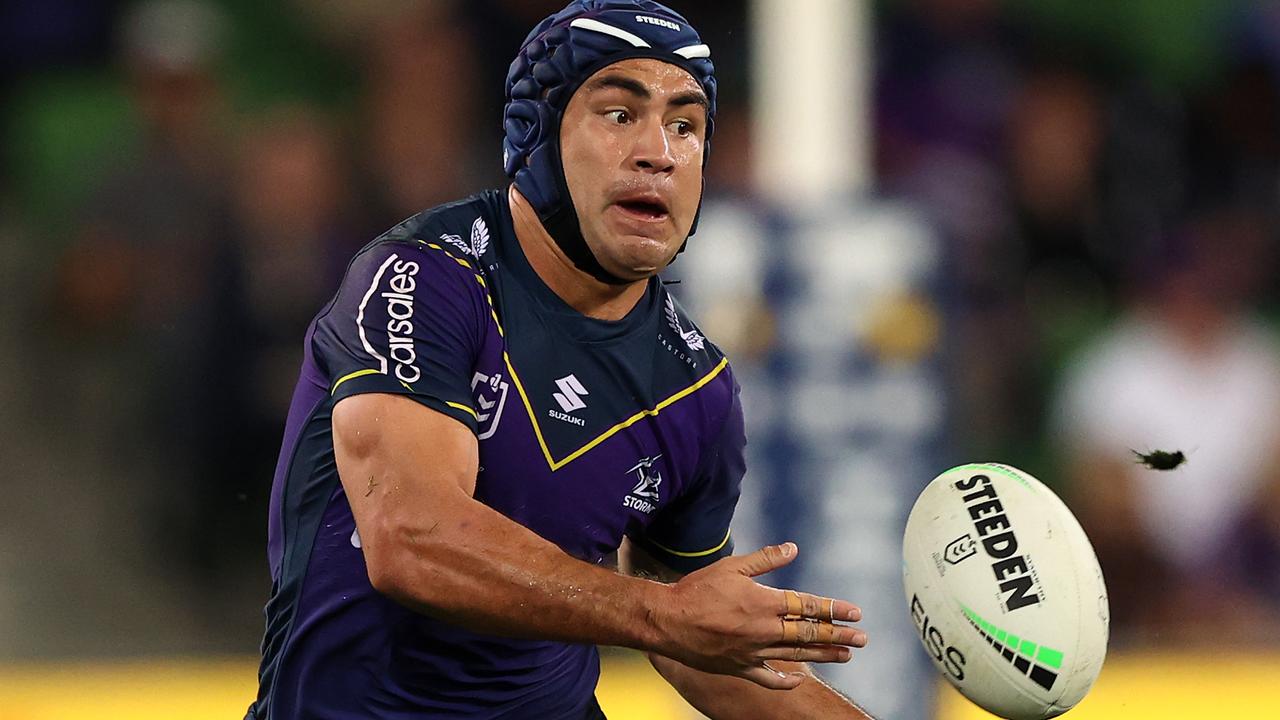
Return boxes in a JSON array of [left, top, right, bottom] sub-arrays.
[[651, 542, 868, 690]]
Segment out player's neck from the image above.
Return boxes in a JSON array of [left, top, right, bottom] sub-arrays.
[[508, 186, 648, 322]]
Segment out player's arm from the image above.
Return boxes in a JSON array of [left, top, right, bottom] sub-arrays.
[[620, 538, 878, 720], [333, 392, 862, 689]]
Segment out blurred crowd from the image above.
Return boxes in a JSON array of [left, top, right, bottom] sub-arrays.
[[876, 0, 1280, 645], [1, 0, 1279, 656]]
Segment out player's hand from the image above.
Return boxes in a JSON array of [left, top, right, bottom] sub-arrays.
[[652, 542, 867, 690]]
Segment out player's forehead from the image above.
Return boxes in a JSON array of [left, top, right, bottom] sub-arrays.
[[574, 58, 705, 104]]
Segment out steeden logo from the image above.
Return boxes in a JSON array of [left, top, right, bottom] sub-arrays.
[[635, 14, 680, 31], [953, 473, 1044, 612]]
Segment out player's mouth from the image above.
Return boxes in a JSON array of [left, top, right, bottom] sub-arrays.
[[610, 192, 670, 223]]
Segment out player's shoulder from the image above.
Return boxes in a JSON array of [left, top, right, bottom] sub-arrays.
[[342, 191, 504, 290], [655, 286, 738, 404], [657, 287, 727, 364], [376, 190, 502, 263]]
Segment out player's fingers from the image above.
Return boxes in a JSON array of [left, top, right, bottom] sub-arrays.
[[758, 644, 853, 664], [778, 590, 861, 622], [731, 542, 798, 578], [737, 663, 806, 690], [780, 619, 868, 647]]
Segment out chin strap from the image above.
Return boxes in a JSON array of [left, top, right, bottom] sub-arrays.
[[536, 150, 701, 287], [541, 201, 632, 286]]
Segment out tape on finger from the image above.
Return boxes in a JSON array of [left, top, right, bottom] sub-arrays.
[[817, 597, 836, 623], [781, 618, 799, 644], [783, 590, 803, 619]]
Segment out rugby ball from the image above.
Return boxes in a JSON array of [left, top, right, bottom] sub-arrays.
[[902, 463, 1108, 719]]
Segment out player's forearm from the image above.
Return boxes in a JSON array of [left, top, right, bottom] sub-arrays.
[[365, 491, 671, 652], [649, 653, 876, 720], [336, 394, 675, 654]]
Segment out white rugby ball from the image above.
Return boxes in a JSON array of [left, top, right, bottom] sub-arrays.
[[902, 463, 1109, 719]]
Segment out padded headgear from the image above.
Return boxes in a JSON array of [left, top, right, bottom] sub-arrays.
[[503, 0, 717, 284]]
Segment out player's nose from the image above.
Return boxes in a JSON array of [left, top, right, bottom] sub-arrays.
[[628, 119, 675, 174]]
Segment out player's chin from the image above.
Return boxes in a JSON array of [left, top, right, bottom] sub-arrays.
[[599, 235, 679, 280]]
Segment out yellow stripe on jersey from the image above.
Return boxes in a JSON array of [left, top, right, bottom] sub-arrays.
[[446, 401, 479, 420], [413, 237, 505, 335], [331, 368, 381, 395], [413, 238, 728, 472], [504, 355, 731, 472], [422, 241, 474, 270], [648, 528, 733, 558]]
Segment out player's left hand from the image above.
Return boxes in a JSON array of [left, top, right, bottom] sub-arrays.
[[651, 542, 867, 690]]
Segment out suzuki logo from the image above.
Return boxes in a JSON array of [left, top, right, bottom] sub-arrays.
[[553, 374, 589, 413]]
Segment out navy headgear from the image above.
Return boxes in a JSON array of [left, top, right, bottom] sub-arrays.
[[503, 0, 717, 285]]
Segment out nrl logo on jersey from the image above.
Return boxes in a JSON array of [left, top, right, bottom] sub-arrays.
[[665, 296, 704, 351], [624, 455, 663, 514], [471, 370, 509, 440]]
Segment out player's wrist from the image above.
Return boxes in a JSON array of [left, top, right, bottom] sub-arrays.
[[626, 576, 679, 654]]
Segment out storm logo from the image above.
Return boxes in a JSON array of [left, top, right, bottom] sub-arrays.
[[624, 455, 663, 514]]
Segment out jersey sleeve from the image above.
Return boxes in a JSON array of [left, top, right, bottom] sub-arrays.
[[313, 241, 487, 432], [631, 379, 745, 574]]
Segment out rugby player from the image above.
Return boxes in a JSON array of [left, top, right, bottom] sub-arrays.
[[248, 2, 875, 718]]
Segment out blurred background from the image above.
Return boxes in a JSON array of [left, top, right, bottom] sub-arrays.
[[1, 0, 1279, 718]]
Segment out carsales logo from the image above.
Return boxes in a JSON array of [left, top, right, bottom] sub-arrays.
[[382, 258, 422, 384]]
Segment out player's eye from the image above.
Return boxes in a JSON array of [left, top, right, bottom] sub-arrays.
[[605, 109, 631, 125], [668, 119, 693, 137]]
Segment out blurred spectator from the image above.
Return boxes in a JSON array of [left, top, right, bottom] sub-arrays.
[[876, 0, 1021, 185], [54, 0, 231, 336], [875, 0, 1019, 454], [1009, 67, 1109, 283], [359, 1, 485, 217], [43, 0, 244, 630], [1185, 57, 1280, 210], [231, 105, 364, 425], [1052, 206, 1280, 646], [168, 104, 372, 600]]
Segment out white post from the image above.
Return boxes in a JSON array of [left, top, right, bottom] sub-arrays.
[[750, 0, 871, 206]]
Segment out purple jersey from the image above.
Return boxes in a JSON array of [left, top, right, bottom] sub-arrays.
[[248, 190, 745, 719]]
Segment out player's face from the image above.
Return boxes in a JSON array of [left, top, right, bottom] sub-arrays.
[[560, 58, 708, 281]]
